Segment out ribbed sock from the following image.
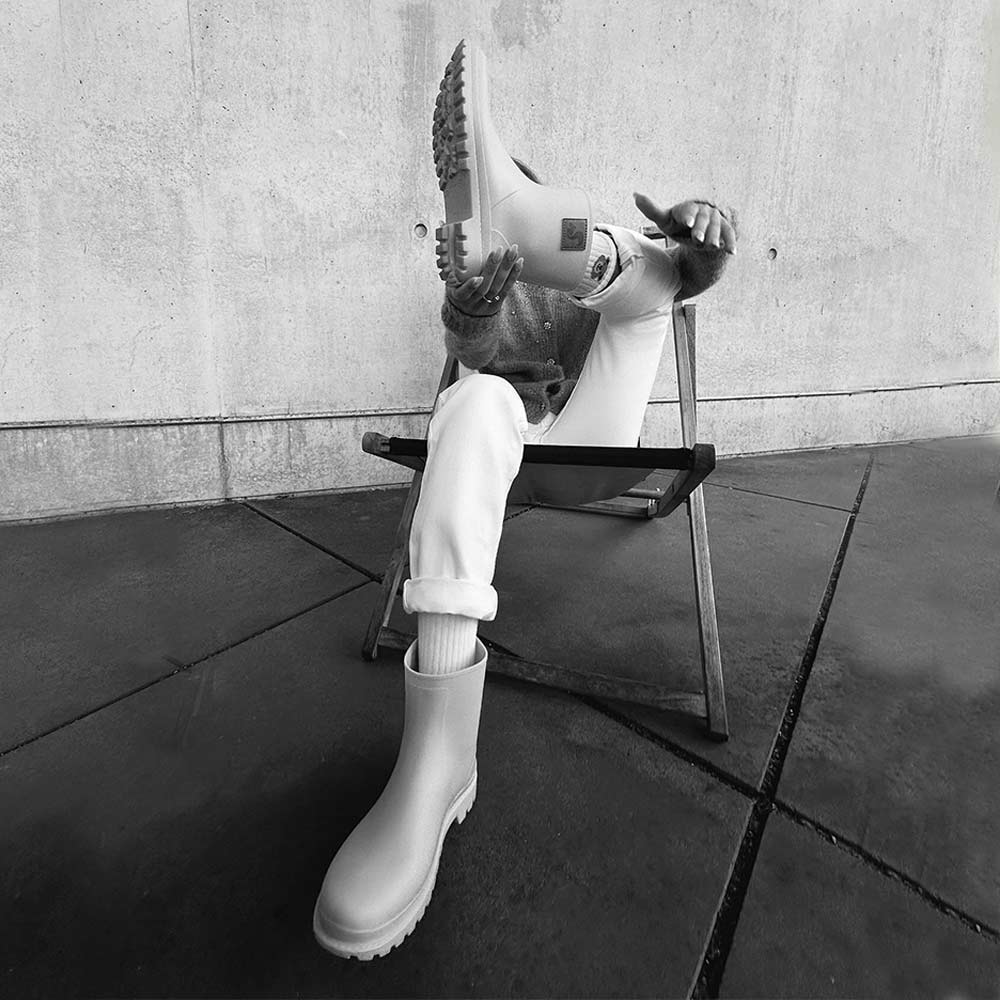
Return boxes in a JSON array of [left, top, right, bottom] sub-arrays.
[[416, 613, 479, 674], [570, 229, 620, 298]]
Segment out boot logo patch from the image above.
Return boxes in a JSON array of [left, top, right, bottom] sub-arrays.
[[591, 254, 609, 280], [560, 219, 588, 251]]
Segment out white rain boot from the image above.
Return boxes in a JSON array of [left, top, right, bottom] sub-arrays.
[[433, 39, 594, 292], [313, 639, 488, 960]]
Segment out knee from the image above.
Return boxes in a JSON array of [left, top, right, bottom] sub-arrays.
[[432, 373, 525, 429]]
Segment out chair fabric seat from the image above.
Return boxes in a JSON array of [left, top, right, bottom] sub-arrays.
[[507, 464, 652, 506]]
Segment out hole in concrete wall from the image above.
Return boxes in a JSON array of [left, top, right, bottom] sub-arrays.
[[768, 247, 778, 260], [413, 222, 428, 238]]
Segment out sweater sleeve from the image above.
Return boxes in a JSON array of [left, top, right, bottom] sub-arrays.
[[440, 295, 502, 370]]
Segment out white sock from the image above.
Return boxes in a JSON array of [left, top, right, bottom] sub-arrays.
[[416, 613, 479, 674], [570, 229, 620, 298]]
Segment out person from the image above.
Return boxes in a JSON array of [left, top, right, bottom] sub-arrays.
[[313, 40, 737, 961]]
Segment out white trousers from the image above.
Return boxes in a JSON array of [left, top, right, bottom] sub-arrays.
[[402, 225, 682, 622]]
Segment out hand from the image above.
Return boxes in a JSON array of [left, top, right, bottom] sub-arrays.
[[633, 193, 737, 255], [444, 245, 524, 317]]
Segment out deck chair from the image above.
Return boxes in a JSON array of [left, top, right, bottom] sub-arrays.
[[361, 299, 729, 741]]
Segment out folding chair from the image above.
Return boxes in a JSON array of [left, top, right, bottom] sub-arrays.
[[360, 299, 729, 741]]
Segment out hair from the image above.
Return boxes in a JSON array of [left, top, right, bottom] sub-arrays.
[[511, 157, 541, 183]]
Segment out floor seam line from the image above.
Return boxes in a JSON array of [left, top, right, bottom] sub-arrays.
[[241, 500, 382, 581], [0, 579, 372, 760], [757, 453, 873, 797], [705, 481, 853, 513], [773, 798, 1000, 943], [503, 504, 539, 522], [688, 453, 875, 998], [576, 696, 758, 800]]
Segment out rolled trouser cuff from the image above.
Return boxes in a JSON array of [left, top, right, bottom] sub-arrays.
[[403, 577, 499, 621], [574, 224, 681, 320]]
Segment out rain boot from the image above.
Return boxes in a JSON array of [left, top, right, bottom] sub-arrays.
[[313, 639, 488, 960], [433, 39, 593, 292]]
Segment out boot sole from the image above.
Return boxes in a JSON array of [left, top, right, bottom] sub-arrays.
[[312, 770, 477, 961], [432, 40, 485, 284]]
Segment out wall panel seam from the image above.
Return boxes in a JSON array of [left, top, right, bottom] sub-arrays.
[[0, 376, 997, 432]]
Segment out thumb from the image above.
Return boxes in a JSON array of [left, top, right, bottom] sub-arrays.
[[633, 191, 665, 222], [633, 191, 683, 236]]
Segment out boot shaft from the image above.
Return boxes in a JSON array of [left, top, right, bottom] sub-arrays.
[[399, 639, 487, 779]]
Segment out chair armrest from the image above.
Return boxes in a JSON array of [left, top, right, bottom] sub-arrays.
[[649, 443, 715, 519], [364, 434, 696, 471], [361, 432, 426, 473]]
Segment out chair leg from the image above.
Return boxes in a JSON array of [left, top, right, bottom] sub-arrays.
[[687, 486, 729, 740], [362, 470, 423, 660], [671, 301, 729, 740]]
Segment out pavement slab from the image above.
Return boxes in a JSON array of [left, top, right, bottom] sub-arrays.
[[720, 812, 1000, 998], [253, 486, 533, 582], [780, 440, 1000, 929], [709, 446, 872, 510], [477, 484, 849, 787], [1, 585, 749, 999], [0, 503, 364, 750], [902, 431, 1000, 459], [251, 488, 409, 579]]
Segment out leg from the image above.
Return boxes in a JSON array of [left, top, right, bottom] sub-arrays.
[[543, 224, 682, 448], [405, 372, 527, 673], [314, 373, 527, 960], [403, 371, 527, 626]]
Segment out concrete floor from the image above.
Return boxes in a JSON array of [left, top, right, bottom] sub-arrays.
[[2, 436, 998, 998]]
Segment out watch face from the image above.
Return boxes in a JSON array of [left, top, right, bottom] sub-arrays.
[[590, 254, 610, 280]]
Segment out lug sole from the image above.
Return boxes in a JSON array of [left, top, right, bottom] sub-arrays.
[[312, 771, 478, 962], [432, 40, 485, 284]]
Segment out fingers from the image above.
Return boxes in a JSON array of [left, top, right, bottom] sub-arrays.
[[448, 274, 486, 304], [495, 254, 523, 300], [703, 211, 722, 250], [691, 205, 737, 254], [670, 201, 699, 230], [635, 195, 737, 254], [689, 203, 713, 245], [479, 243, 524, 301], [719, 215, 737, 254], [476, 247, 503, 296], [445, 246, 523, 310], [480, 245, 520, 300]]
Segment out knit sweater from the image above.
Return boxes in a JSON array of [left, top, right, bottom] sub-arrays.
[[440, 283, 601, 424]]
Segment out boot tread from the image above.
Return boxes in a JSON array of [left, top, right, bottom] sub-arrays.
[[432, 43, 471, 192]]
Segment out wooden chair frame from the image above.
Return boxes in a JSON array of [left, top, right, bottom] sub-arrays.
[[361, 301, 729, 740]]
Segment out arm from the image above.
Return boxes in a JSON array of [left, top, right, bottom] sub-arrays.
[[440, 246, 523, 370], [633, 194, 737, 300], [672, 238, 731, 300], [440, 296, 502, 370]]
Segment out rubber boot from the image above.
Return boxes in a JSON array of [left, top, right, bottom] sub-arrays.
[[313, 639, 488, 960], [433, 39, 593, 292]]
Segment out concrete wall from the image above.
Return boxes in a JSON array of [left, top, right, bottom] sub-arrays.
[[2, 0, 998, 521]]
